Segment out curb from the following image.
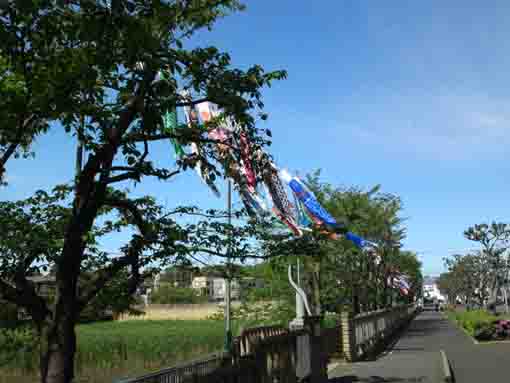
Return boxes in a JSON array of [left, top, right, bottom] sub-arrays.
[[440, 349, 453, 383]]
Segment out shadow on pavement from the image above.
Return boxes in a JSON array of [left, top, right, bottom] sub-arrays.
[[329, 376, 427, 383]]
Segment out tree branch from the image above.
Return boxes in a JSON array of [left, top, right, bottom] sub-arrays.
[[175, 97, 209, 107], [78, 255, 131, 308], [0, 114, 38, 180], [0, 277, 49, 323], [104, 169, 180, 184], [103, 197, 152, 237]]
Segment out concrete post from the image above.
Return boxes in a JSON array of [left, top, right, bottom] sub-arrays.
[[340, 311, 356, 362], [303, 315, 328, 383]]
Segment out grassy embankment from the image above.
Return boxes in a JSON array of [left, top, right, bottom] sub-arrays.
[[0, 318, 239, 383]]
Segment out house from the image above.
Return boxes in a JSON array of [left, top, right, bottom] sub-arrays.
[[158, 266, 196, 288], [212, 278, 240, 301], [192, 276, 215, 297], [191, 276, 264, 301], [27, 275, 57, 297]]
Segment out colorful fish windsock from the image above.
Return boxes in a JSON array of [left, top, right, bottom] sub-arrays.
[[292, 192, 314, 228], [239, 132, 257, 191], [344, 231, 379, 252], [162, 108, 185, 158], [263, 166, 296, 219], [196, 101, 217, 123], [273, 207, 302, 236], [155, 70, 185, 158], [262, 165, 301, 235], [181, 92, 220, 198], [388, 273, 410, 295], [239, 187, 268, 218], [279, 169, 337, 227]]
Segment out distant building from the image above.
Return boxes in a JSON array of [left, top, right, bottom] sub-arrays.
[[27, 275, 57, 298], [191, 276, 264, 301], [159, 266, 196, 288], [422, 276, 446, 302], [212, 278, 240, 301], [192, 275, 215, 297]]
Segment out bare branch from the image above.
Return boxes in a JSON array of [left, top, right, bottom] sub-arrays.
[[104, 172, 140, 184], [104, 169, 180, 184], [175, 97, 209, 107], [0, 114, 38, 179]]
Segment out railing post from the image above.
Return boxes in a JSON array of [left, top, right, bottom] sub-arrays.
[[303, 316, 328, 383], [340, 311, 356, 362]]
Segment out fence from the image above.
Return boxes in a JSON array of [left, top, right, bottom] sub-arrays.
[[115, 305, 416, 382], [233, 325, 288, 357], [341, 303, 417, 361], [321, 324, 342, 359], [115, 353, 226, 383]]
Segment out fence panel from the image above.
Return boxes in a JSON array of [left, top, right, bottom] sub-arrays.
[[351, 304, 416, 360], [321, 325, 342, 359], [114, 353, 226, 383]]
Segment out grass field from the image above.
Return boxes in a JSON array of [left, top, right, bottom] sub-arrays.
[[0, 319, 240, 383]]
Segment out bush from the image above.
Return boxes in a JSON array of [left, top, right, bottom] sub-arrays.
[[474, 323, 494, 341], [150, 285, 208, 304], [450, 310, 495, 336], [449, 310, 510, 341], [0, 301, 20, 328]]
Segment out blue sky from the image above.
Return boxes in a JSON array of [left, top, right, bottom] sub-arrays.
[[3, 0, 510, 275]]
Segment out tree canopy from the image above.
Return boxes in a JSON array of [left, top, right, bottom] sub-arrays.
[[0, 2, 285, 382]]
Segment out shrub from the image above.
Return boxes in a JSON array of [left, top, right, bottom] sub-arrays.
[[474, 322, 496, 341], [450, 310, 510, 341], [450, 310, 495, 336], [150, 285, 208, 304], [0, 301, 20, 328]]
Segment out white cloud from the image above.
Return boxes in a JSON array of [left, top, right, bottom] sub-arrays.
[[348, 90, 510, 160]]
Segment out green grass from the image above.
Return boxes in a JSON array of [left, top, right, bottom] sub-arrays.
[[0, 320, 241, 383]]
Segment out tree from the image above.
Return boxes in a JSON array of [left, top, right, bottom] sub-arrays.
[[0, 2, 285, 382], [257, 171, 421, 316], [464, 223, 510, 312], [443, 252, 493, 308]]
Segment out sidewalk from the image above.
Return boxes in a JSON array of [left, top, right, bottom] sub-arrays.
[[329, 310, 510, 383], [329, 311, 444, 382]]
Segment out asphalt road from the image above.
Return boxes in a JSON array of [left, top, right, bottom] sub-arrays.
[[329, 310, 510, 383]]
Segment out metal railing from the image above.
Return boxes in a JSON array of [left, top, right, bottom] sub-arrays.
[[114, 325, 292, 383], [114, 353, 226, 383]]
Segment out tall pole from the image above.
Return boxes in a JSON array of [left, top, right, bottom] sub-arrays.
[[75, 116, 84, 177], [224, 178, 233, 354], [75, 115, 85, 194]]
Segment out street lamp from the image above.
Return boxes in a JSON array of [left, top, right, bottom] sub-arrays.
[[223, 179, 233, 354]]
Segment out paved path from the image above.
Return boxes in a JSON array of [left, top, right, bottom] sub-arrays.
[[329, 310, 510, 382]]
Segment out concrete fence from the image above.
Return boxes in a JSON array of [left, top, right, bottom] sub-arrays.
[[114, 305, 416, 382], [341, 304, 417, 361]]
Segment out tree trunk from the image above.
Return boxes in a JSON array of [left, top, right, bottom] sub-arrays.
[[39, 215, 92, 383], [40, 315, 77, 383]]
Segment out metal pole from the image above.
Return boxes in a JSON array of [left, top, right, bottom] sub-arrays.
[[75, 115, 84, 186], [224, 179, 232, 354]]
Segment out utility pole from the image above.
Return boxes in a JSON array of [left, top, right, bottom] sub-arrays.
[[223, 178, 233, 354], [75, 115, 84, 180]]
